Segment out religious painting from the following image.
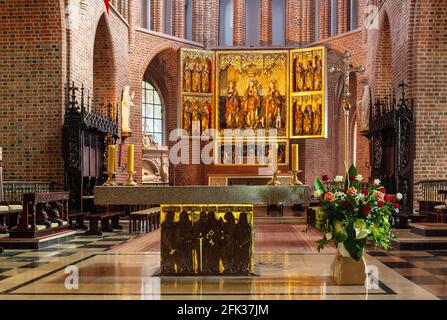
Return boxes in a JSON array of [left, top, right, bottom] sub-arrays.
[[290, 46, 327, 138], [179, 48, 215, 137], [215, 50, 289, 139], [182, 96, 213, 136], [160, 204, 254, 275], [214, 140, 288, 166]]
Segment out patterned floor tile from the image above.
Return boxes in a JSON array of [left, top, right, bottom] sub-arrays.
[[52, 251, 76, 257], [382, 261, 416, 269], [80, 244, 116, 249], [0, 268, 11, 274], [404, 275, 446, 285], [19, 262, 49, 269], [0, 275, 10, 282], [424, 268, 447, 276]]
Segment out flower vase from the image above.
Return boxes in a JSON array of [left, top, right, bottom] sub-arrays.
[[330, 243, 367, 285]]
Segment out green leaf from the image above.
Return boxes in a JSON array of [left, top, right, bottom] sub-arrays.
[[314, 177, 326, 193], [334, 221, 347, 243]]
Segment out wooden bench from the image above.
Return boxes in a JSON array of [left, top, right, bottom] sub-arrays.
[[68, 212, 88, 230], [129, 207, 160, 234], [84, 211, 123, 236]]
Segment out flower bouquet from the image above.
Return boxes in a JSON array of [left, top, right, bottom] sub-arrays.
[[313, 165, 399, 284]]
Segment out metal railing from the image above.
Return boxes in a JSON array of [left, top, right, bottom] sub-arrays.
[[417, 180, 447, 202]]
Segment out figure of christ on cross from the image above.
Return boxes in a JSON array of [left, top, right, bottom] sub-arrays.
[[329, 51, 366, 168]]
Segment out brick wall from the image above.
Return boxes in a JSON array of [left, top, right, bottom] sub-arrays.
[[0, 0, 66, 187]]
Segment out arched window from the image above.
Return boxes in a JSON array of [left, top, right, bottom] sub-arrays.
[[272, 0, 285, 45], [349, 0, 358, 30], [142, 0, 151, 29], [164, 0, 172, 35], [219, 0, 233, 46], [142, 81, 164, 145], [185, 0, 193, 40], [245, 0, 260, 46], [331, 0, 338, 36]]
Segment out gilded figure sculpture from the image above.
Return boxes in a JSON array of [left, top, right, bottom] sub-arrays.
[[295, 60, 305, 92], [201, 61, 210, 93], [191, 62, 202, 93], [225, 81, 239, 128], [265, 80, 283, 128], [305, 60, 314, 91], [183, 61, 192, 92], [243, 80, 261, 129], [312, 102, 322, 136], [314, 55, 323, 91], [302, 100, 313, 135]]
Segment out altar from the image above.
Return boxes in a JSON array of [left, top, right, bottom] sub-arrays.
[[95, 185, 311, 275]]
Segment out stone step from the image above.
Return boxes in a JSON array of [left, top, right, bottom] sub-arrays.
[[410, 223, 447, 237], [391, 229, 447, 250]]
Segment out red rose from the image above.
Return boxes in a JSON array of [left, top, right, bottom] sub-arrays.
[[318, 200, 323, 206], [343, 200, 351, 208], [378, 201, 385, 208], [395, 203, 400, 209], [363, 205, 372, 215], [390, 197, 397, 203], [379, 187, 385, 193], [343, 188, 348, 193], [384, 194, 391, 202], [322, 175, 329, 182], [350, 175, 356, 181], [362, 188, 369, 196]]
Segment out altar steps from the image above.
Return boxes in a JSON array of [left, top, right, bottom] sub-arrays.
[[255, 215, 307, 225], [391, 225, 447, 250]]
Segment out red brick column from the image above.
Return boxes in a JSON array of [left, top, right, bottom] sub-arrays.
[[338, 0, 349, 34], [302, 0, 315, 43], [151, 0, 165, 33], [319, 0, 331, 40], [192, 0, 204, 43], [233, 0, 246, 46], [286, 0, 302, 45], [260, 0, 272, 46], [172, 0, 185, 38], [203, 0, 219, 47]]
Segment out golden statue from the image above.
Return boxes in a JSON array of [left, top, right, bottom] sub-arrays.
[[225, 81, 239, 128], [314, 55, 323, 91], [183, 101, 192, 134], [201, 102, 210, 132], [305, 60, 314, 91], [183, 61, 192, 92], [294, 100, 303, 136], [192, 103, 201, 135], [244, 80, 261, 128], [295, 60, 305, 92], [201, 61, 210, 93], [191, 62, 202, 93], [265, 80, 282, 128], [312, 102, 322, 136], [302, 101, 313, 135]]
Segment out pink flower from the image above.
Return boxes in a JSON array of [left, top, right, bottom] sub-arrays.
[[346, 187, 358, 196], [375, 191, 385, 202], [324, 192, 335, 202]]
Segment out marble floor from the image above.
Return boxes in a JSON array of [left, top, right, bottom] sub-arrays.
[[0, 224, 444, 300]]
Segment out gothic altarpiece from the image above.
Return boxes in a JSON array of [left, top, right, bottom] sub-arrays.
[[179, 47, 327, 166]]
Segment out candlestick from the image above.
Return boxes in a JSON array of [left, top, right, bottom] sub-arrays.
[[267, 170, 282, 186], [271, 142, 278, 172], [291, 144, 299, 171], [107, 145, 116, 173], [289, 170, 303, 186], [127, 144, 134, 173]]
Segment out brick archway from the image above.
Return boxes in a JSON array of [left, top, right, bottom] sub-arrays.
[[93, 13, 117, 105]]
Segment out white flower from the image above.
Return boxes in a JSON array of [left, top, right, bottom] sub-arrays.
[[396, 193, 403, 201], [335, 192, 346, 199], [334, 175, 344, 182], [356, 193, 365, 201], [325, 233, 332, 241], [355, 175, 363, 182], [373, 179, 381, 186], [313, 190, 322, 198]]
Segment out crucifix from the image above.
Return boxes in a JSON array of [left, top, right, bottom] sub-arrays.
[[329, 51, 366, 168]]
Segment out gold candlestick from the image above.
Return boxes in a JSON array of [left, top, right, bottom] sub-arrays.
[[289, 170, 303, 186], [267, 170, 282, 186], [103, 172, 117, 186], [125, 171, 137, 186]]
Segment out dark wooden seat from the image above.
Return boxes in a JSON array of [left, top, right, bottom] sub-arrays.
[[84, 211, 123, 236], [267, 204, 284, 216], [68, 211, 88, 230], [129, 207, 160, 234]]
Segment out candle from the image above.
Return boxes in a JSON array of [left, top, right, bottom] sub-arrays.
[[291, 144, 299, 171], [127, 144, 135, 173], [107, 145, 115, 173], [271, 143, 278, 172]]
